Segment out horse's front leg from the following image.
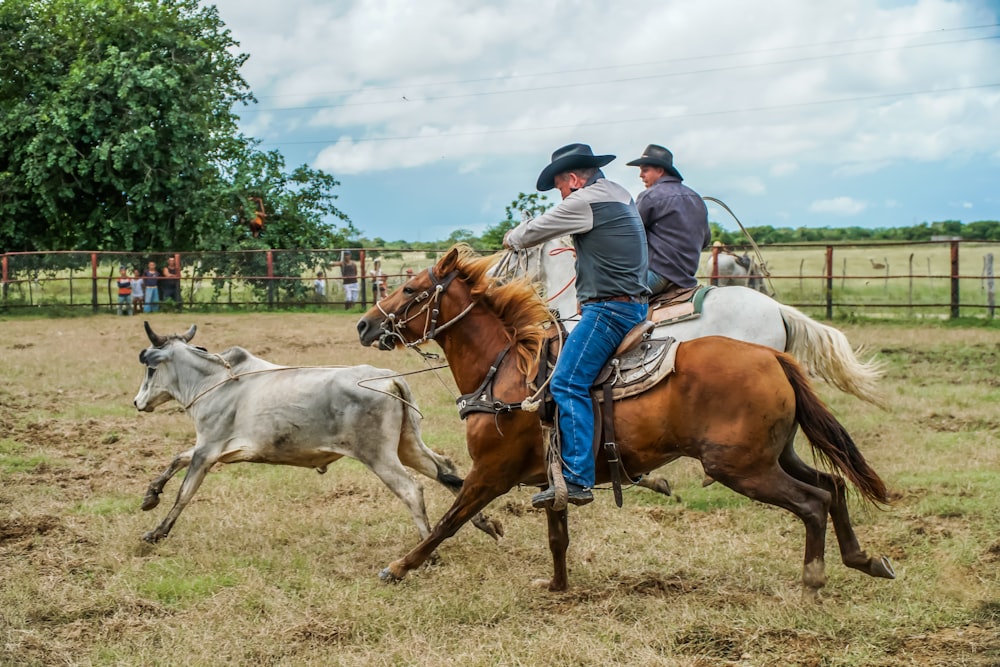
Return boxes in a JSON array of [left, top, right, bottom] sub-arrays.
[[379, 475, 509, 584], [531, 505, 569, 591]]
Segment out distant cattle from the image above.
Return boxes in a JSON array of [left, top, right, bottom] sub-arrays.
[[133, 322, 501, 544], [707, 250, 770, 294]]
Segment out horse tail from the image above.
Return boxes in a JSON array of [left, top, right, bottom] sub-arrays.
[[778, 303, 887, 409], [391, 378, 463, 490], [776, 352, 889, 506]]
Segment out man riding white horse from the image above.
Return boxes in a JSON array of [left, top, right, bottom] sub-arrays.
[[627, 143, 712, 301]]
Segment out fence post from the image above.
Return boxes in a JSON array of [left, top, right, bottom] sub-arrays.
[[825, 245, 833, 320], [360, 250, 368, 310], [1, 255, 7, 305], [710, 245, 720, 286], [91, 253, 99, 313], [950, 241, 960, 319], [986, 253, 995, 320], [266, 250, 274, 309]]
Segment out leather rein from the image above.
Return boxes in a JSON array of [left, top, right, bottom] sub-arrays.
[[374, 266, 535, 422]]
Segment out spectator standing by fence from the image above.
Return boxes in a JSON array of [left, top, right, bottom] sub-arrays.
[[116, 266, 132, 316], [336, 251, 359, 310], [369, 258, 387, 302], [143, 261, 160, 313], [314, 271, 326, 299], [131, 269, 144, 314], [160, 256, 182, 311]]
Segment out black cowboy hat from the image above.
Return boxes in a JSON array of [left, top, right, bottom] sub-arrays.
[[536, 143, 616, 191], [626, 144, 683, 180]]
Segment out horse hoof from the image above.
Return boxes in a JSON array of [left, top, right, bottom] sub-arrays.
[[871, 556, 896, 579], [141, 531, 162, 544], [140, 494, 160, 511], [642, 477, 672, 496], [472, 514, 504, 541], [378, 567, 402, 584]]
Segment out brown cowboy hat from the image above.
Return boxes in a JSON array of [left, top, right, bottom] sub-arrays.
[[626, 144, 683, 180], [536, 143, 615, 191]]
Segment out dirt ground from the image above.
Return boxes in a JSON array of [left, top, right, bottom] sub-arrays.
[[1, 312, 998, 666]]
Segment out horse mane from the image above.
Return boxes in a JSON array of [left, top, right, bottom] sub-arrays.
[[441, 245, 553, 377]]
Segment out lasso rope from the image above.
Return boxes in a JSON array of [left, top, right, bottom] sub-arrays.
[[176, 351, 447, 417], [703, 196, 777, 296]]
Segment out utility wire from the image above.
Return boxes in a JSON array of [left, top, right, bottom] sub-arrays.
[[262, 81, 1000, 146], [241, 28, 1000, 113]]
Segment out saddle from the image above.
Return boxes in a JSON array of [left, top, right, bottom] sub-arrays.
[[649, 285, 714, 325], [535, 322, 678, 508], [454, 320, 680, 509]]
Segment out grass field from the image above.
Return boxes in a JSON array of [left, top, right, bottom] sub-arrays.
[[1, 312, 998, 666]]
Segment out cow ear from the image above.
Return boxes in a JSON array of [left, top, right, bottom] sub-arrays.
[[142, 348, 170, 367]]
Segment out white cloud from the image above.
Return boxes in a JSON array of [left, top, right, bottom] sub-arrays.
[[770, 162, 798, 177], [809, 196, 868, 215], [210, 0, 1000, 237], [733, 177, 767, 196]]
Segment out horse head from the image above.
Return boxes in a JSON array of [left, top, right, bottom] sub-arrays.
[[356, 245, 479, 351]]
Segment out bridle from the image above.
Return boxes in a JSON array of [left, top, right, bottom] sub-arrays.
[[374, 267, 478, 357]]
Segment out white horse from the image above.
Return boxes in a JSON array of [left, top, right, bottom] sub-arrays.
[[500, 238, 884, 408]]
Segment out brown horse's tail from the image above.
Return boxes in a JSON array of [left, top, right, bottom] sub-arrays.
[[776, 352, 889, 506]]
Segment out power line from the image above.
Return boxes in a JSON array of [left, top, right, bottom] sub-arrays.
[[241, 24, 1000, 112], [261, 81, 1000, 146]]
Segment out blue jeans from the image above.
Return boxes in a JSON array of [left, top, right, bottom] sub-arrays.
[[550, 300, 648, 488], [647, 270, 670, 295], [143, 286, 159, 313]]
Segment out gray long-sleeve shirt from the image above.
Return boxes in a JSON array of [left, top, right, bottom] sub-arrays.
[[505, 176, 649, 302]]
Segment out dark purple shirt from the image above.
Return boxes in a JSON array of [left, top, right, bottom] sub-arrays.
[[636, 176, 711, 289]]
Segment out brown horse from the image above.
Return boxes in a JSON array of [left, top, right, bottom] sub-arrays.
[[356, 245, 895, 597]]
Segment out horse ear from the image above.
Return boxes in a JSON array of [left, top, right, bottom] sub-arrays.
[[436, 244, 462, 275], [144, 321, 167, 347]]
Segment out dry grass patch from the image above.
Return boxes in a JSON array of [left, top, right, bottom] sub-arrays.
[[1, 313, 998, 666]]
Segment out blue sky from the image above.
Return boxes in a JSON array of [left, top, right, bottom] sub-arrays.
[[212, 0, 1000, 242]]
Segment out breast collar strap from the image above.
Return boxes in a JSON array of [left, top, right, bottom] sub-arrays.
[[455, 345, 522, 420]]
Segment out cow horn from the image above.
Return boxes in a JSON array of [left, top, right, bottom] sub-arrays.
[[181, 325, 197, 342], [144, 321, 168, 347]]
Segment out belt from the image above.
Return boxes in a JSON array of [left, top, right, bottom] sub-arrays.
[[581, 294, 648, 305]]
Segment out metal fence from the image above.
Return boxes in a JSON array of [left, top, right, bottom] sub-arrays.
[[1, 241, 997, 319]]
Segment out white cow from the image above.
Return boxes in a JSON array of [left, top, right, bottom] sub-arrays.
[[133, 322, 501, 544], [707, 250, 769, 293]]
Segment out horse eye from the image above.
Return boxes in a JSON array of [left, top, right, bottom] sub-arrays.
[[402, 286, 415, 295]]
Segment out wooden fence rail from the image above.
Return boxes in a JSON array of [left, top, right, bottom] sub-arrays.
[[2, 241, 997, 320]]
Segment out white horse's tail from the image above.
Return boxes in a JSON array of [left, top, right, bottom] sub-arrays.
[[778, 304, 887, 409]]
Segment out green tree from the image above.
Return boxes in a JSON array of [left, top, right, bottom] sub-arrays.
[[480, 192, 553, 249], [0, 0, 353, 254]]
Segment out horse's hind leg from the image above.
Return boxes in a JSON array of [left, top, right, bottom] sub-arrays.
[[779, 445, 895, 580], [708, 461, 832, 599]]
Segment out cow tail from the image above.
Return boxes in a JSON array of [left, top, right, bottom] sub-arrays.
[[392, 378, 463, 490], [776, 352, 889, 507]]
